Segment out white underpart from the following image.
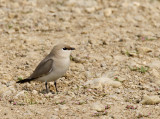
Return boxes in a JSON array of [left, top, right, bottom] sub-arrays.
[[37, 50, 71, 82]]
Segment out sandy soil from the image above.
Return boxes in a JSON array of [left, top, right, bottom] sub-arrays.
[[0, 0, 160, 118]]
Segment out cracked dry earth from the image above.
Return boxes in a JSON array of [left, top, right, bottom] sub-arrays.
[[0, 0, 160, 119]]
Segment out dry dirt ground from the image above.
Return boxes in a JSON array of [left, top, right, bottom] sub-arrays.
[[0, 0, 160, 119]]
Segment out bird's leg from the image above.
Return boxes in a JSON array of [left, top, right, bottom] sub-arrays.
[[54, 81, 58, 93], [45, 81, 49, 93]]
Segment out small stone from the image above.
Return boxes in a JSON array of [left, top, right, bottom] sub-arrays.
[[26, 83, 32, 88], [72, 57, 86, 63], [114, 55, 126, 62], [104, 8, 112, 17], [1, 80, 8, 85], [149, 60, 160, 69], [85, 7, 95, 13], [8, 86, 16, 93], [137, 46, 152, 54], [32, 90, 38, 95], [59, 105, 69, 110], [6, 81, 16, 87], [155, 105, 159, 109], [2, 90, 12, 98], [109, 95, 119, 100], [88, 54, 104, 61], [72, 7, 82, 14], [151, 69, 160, 78], [115, 89, 121, 94], [134, 15, 144, 22], [118, 76, 126, 82], [91, 101, 104, 111], [85, 77, 122, 90], [66, 0, 97, 7], [132, 2, 140, 7], [87, 96, 94, 101], [50, 115, 60, 119], [136, 112, 143, 118], [85, 79, 102, 90], [155, 80, 160, 85], [100, 61, 107, 68], [141, 95, 160, 105], [0, 84, 8, 94], [85, 71, 92, 78], [14, 90, 25, 100], [45, 92, 53, 98], [95, 72, 102, 77]]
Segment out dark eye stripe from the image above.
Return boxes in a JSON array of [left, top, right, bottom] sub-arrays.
[[63, 47, 67, 50], [70, 47, 75, 50], [63, 47, 75, 50]]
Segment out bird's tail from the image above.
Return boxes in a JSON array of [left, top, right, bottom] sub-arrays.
[[16, 78, 34, 83]]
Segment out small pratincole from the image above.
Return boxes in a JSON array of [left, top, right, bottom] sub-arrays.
[[17, 44, 75, 93]]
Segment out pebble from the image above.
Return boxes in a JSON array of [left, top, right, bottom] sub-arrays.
[[85, 7, 95, 13], [149, 60, 160, 69], [155, 80, 160, 85], [50, 115, 60, 119], [8, 86, 16, 93], [132, 2, 140, 7], [104, 8, 112, 17], [6, 81, 16, 87], [45, 92, 53, 98], [85, 77, 122, 90], [14, 90, 25, 99], [91, 101, 104, 111], [109, 95, 119, 100], [114, 55, 126, 62], [66, 0, 97, 7], [26, 83, 32, 88], [59, 105, 69, 110], [85, 71, 92, 78], [136, 46, 152, 54], [118, 76, 126, 82], [0, 84, 8, 94], [32, 90, 38, 95], [72, 7, 82, 14], [2, 90, 12, 98], [141, 95, 160, 105]]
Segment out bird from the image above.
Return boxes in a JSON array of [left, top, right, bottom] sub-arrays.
[[17, 43, 75, 93]]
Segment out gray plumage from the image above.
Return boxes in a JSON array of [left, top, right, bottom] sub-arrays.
[[17, 44, 75, 93]]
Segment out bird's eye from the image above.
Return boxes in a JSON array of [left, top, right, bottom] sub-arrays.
[[63, 47, 67, 50]]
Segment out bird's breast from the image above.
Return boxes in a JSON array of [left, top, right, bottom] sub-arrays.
[[37, 58, 70, 82], [54, 58, 70, 71]]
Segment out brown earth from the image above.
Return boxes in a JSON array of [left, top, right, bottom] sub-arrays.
[[0, 0, 160, 119]]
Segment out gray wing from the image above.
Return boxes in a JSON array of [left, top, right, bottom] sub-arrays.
[[29, 59, 53, 79]]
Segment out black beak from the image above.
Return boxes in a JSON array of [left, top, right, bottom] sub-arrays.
[[70, 47, 75, 50]]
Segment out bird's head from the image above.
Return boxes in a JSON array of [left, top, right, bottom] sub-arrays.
[[51, 44, 75, 58]]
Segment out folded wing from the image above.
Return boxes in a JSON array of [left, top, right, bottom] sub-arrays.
[[17, 59, 53, 83]]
